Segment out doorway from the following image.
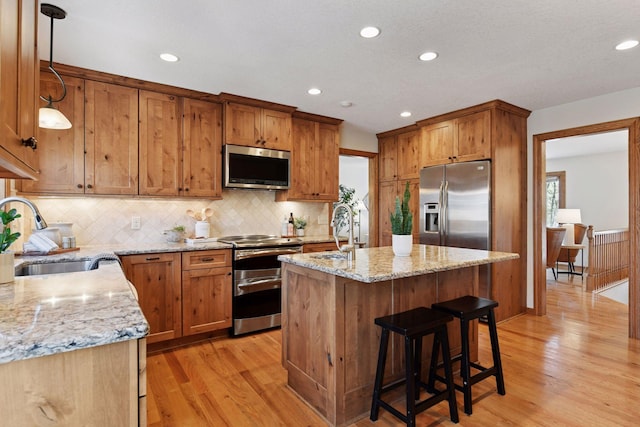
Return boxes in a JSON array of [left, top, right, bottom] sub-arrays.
[[338, 148, 377, 246], [533, 118, 640, 338]]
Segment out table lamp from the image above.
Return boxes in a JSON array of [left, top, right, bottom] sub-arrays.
[[556, 208, 581, 246]]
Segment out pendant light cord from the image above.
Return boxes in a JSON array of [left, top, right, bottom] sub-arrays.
[[40, 9, 67, 105]]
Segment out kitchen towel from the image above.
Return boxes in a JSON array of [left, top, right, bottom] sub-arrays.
[[25, 234, 59, 253]]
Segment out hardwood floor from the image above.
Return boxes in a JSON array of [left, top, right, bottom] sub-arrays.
[[147, 276, 640, 426]]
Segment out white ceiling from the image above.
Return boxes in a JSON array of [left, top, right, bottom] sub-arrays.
[[40, 0, 640, 135]]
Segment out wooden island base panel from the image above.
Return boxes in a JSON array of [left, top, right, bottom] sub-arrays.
[[279, 245, 518, 426]]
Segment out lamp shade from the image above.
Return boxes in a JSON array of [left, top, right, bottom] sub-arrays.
[[556, 208, 581, 225], [39, 106, 72, 129]]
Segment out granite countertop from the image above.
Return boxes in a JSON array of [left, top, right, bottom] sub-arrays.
[[0, 262, 147, 364], [1, 236, 340, 365], [279, 244, 519, 283]]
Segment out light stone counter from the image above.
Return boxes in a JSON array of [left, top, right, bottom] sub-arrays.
[[279, 244, 519, 283], [0, 262, 147, 364]]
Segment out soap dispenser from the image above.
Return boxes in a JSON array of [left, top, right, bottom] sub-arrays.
[[281, 216, 288, 237]]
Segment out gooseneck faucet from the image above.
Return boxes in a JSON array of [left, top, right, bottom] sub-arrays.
[[331, 202, 356, 261], [0, 197, 48, 230]]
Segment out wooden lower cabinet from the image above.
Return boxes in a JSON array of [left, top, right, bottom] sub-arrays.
[[121, 253, 182, 344], [181, 250, 232, 336], [303, 242, 341, 253], [0, 338, 145, 426], [122, 249, 232, 344]]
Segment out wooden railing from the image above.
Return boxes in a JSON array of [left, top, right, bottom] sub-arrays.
[[586, 226, 629, 292]]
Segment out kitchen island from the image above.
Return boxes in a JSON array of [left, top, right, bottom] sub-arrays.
[[279, 244, 518, 426]]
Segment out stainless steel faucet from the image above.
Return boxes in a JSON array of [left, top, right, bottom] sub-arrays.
[[0, 197, 48, 230], [331, 202, 356, 261]]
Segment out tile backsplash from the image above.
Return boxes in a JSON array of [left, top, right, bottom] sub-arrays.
[[12, 190, 330, 247]]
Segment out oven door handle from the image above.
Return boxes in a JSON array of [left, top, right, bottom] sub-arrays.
[[235, 247, 302, 260], [236, 277, 281, 295]]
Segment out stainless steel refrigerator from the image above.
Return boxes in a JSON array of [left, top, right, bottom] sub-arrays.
[[420, 160, 491, 295]]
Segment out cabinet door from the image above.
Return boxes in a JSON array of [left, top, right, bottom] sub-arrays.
[[18, 75, 85, 194], [121, 253, 182, 344], [288, 118, 315, 199], [397, 130, 421, 180], [139, 90, 180, 196], [378, 136, 397, 181], [0, 0, 39, 178], [378, 180, 398, 246], [314, 123, 339, 200], [379, 179, 419, 246], [421, 121, 454, 167], [85, 81, 139, 195], [261, 108, 292, 150], [182, 266, 232, 335], [182, 98, 222, 198], [224, 103, 261, 146], [454, 110, 491, 162]]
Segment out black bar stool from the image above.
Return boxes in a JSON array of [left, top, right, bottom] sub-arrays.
[[370, 307, 459, 426], [430, 295, 505, 415]]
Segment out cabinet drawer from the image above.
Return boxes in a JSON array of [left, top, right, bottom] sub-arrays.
[[182, 249, 231, 270]]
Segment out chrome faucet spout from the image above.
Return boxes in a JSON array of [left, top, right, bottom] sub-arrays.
[[0, 197, 48, 230], [331, 202, 356, 261]]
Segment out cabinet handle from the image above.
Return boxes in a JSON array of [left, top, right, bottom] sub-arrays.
[[145, 257, 161, 261], [77, 184, 83, 189], [201, 257, 214, 262], [86, 184, 93, 189], [21, 137, 38, 150], [184, 188, 189, 192]]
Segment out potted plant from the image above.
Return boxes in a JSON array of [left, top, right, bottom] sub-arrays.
[[0, 208, 22, 283], [390, 181, 413, 256], [294, 217, 307, 237], [164, 225, 186, 243]]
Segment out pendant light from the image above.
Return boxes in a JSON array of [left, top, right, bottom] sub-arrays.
[[39, 3, 72, 130]]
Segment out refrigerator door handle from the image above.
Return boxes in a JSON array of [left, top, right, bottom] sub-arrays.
[[438, 181, 446, 242], [442, 180, 449, 242]]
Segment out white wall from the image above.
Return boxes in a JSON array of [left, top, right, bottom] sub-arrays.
[[527, 86, 640, 307], [339, 156, 370, 244], [547, 149, 628, 230], [340, 122, 378, 152]]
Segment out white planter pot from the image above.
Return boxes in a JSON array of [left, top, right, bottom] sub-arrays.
[[0, 252, 15, 283], [392, 234, 413, 257], [296, 229, 305, 237]]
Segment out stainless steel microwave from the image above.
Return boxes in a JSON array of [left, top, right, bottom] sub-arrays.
[[223, 144, 290, 190]]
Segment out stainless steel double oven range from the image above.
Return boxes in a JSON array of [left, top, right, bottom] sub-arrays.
[[218, 235, 302, 336]]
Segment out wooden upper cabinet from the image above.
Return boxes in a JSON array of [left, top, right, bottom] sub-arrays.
[[17, 74, 85, 194], [139, 90, 181, 196], [378, 136, 397, 182], [224, 102, 292, 151], [276, 116, 340, 202], [396, 130, 421, 180], [85, 80, 139, 195], [0, 0, 39, 179], [182, 98, 222, 199], [421, 110, 490, 167]]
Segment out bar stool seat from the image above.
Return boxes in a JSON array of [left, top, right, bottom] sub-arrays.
[[430, 295, 505, 415], [370, 307, 459, 426]]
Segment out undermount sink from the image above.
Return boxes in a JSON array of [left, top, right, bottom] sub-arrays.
[[15, 260, 94, 277], [310, 253, 348, 260]]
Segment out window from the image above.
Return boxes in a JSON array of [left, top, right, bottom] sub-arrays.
[[546, 171, 566, 225]]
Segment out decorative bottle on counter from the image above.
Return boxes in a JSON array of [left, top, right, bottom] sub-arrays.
[[287, 213, 294, 236]]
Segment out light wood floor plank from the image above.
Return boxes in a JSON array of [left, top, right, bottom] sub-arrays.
[[147, 277, 640, 426]]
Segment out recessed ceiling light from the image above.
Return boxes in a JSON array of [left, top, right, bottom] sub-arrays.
[[615, 40, 639, 50], [340, 101, 353, 108], [400, 111, 412, 118], [160, 53, 179, 62], [307, 88, 322, 95], [419, 51, 438, 61], [360, 26, 380, 38]]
